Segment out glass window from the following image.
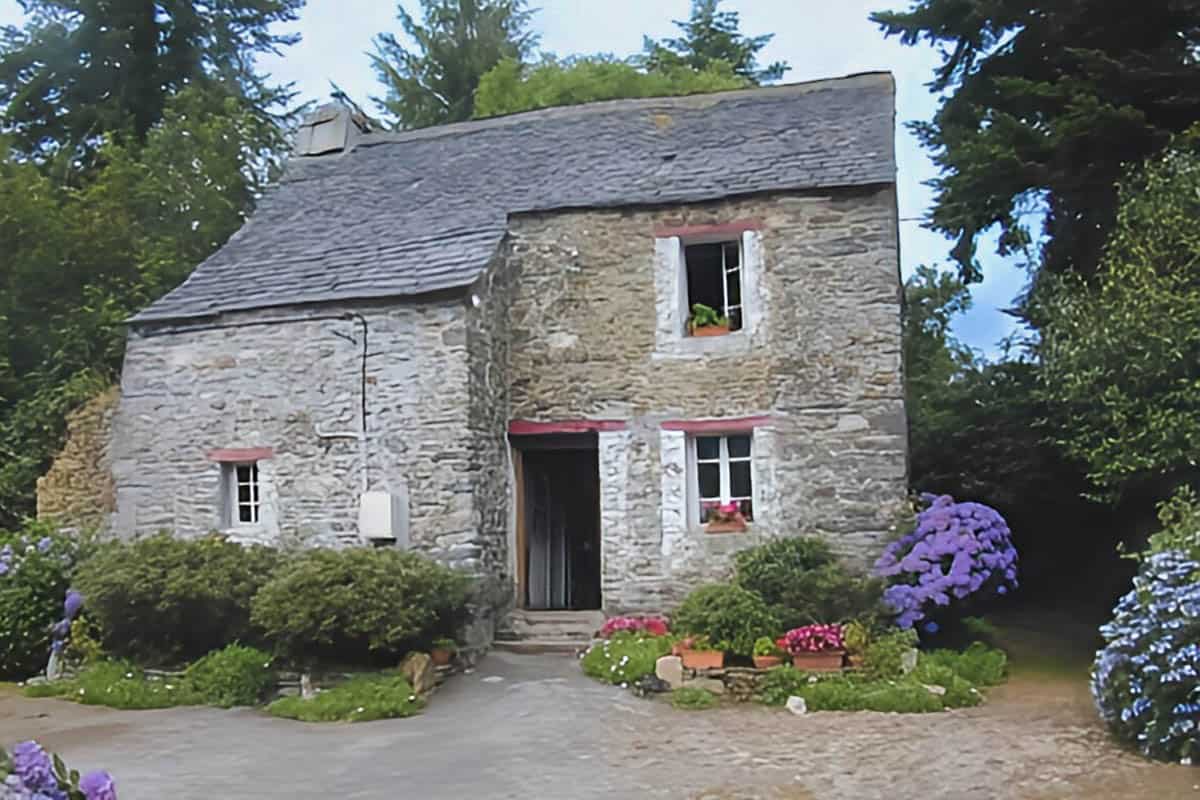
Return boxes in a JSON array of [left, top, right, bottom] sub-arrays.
[[694, 434, 754, 523]]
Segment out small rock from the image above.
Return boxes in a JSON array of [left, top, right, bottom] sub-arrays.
[[785, 696, 808, 715], [923, 684, 946, 696], [655, 655, 684, 689], [900, 648, 919, 675], [682, 676, 725, 695], [300, 672, 316, 700], [400, 652, 436, 695]]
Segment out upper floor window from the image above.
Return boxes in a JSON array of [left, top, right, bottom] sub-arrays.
[[694, 433, 753, 527], [684, 241, 743, 336], [223, 462, 260, 525]]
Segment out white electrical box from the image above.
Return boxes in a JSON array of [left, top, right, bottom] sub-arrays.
[[358, 487, 409, 546]]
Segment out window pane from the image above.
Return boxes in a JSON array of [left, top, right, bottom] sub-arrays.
[[728, 435, 751, 459], [696, 436, 720, 460], [684, 243, 724, 312], [728, 307, 743, 332], [730, 461, 753, 498], [238, 484, 251, 504], [238, 504, 253, 523], [236, 465, 252, 484], [723, 241, 740, 269], [725, 269, 741, 307], [698, 462, 720, 498]]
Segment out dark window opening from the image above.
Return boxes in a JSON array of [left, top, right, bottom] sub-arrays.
[[684, 241, 743, 333]]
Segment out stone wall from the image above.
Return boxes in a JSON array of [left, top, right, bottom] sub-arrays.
[[110, 299, 483, 570], [505, 187, 908, 611], [36, 385, 119, 529]]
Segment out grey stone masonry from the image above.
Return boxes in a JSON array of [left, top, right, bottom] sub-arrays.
[[111, 299, 488, 574], [504, 188, 908, 611]]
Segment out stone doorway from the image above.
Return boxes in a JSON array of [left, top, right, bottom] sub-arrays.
[[512, 435, 601, 611]]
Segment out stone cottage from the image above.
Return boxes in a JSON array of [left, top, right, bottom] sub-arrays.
[[52, 72, 908, 643]]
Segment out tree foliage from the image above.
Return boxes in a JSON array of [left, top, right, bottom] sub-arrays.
[[642, 0, 788, 85], [1038, 134, 1200, 498], [473, 54, 746, 118], [0, 0, 302, 168], [874, 0, 1200, 281], [371, 0, 536, 128]]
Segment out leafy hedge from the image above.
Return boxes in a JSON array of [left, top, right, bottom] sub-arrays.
[[733, 536, 884, 630], [250, 547, 470, 666], [672, 583, 778, 657], [74, 533, 280, 664]]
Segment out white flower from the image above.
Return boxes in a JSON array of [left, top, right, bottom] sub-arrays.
[[356, 706, 365, 713], [166, 684, 174, 690], [125, 672, 133, 679]]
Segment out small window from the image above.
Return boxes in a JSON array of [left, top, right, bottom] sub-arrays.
[[694, 434, 753, 523], [684, 241, 743, 335], [223, 462, 260, 525]]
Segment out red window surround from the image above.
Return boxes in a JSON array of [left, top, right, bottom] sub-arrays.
[[653, 219, 764, 239], [508, 420, 626, 435], [661, 416, 773, 433], [207, 447, 274, 463]]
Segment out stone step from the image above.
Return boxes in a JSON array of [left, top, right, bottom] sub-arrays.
[[492, 639, 590, 656], [504, 609, 605, 641]]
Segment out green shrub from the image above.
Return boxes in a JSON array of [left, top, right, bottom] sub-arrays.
[[756, 666, 974, 712], [185, 644, 275, 707], [581, 632, 671, 685], [733, 536, 884, 629], [68, 660, 200, 709], [251, 548, 470, 667], [266, 673, 421, 722], [671, 583, 778, 657], [862, 628, 920, 680], [1145, 485, 1200, 560], [670, 686, 717, 709], [74, 533, 280, 664], [0, 522, 87, 679], [920, 642, 1007, 687]]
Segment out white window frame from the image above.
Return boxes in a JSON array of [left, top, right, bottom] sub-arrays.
[[223, 462, 261, 526], [691, 433, 755, 523], [682, 238, 744, 334]]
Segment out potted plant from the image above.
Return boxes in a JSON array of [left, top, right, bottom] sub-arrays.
[[672, 635, 725, 670], [430, 638, 458, 667], [752, 636, 784, 669], [842, 620, 870, 669], [783, 624, 845, 672], [688, 303, 731, 337], [703, 501, 748, 533]]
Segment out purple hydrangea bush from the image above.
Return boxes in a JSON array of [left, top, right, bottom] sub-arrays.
[[873, 494, 1018, 630], [1091, 550, 1200, 764], [0, 739, 115, 799]]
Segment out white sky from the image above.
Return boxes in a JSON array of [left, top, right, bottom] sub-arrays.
[[0, 0, 1028, 355]]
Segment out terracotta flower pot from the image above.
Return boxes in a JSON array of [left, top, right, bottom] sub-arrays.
[[704, 519, 747, 534], [791, 650, 845, 672], [680, 649, 725, 670], [430, 648, 454, 667], [691, 322, 731, 337], [752, 655, 782, 670]]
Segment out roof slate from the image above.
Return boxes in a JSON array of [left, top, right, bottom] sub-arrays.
[[134, 72, 896, 323]]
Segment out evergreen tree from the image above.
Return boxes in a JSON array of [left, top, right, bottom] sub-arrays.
[[371, 0, 537, 128], [874, 0, 1200, 282], [0, 0, 303, 167], [642, 0, 788, 85]]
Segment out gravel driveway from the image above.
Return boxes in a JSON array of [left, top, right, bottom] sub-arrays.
[[1, 650, 1195, 799]]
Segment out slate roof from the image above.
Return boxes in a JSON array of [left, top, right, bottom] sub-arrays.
[[133, 71, 895, 323]]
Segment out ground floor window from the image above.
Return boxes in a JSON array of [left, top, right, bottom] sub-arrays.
[[694, 434, 753, 523], [223, 462, 260, 525]]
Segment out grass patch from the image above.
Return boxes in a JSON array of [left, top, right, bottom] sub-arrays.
[[266, 673, 422, 722], [581, 632, 672, 685], [920, 642, 1007, 687], [670, 686, 717, 710], [21, 645, 277, 710]]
